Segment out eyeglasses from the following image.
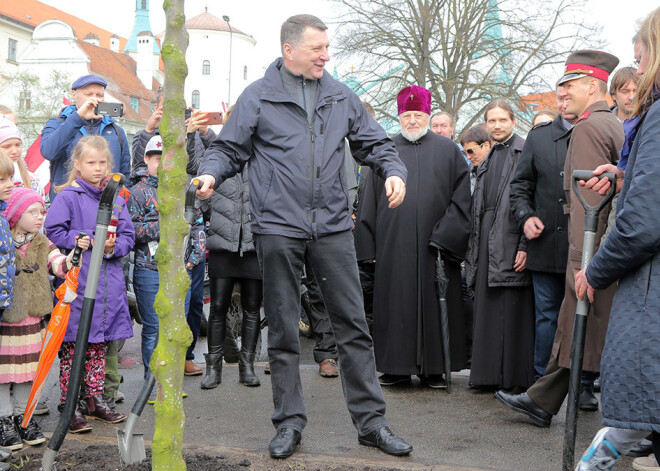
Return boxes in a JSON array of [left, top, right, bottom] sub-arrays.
[[464, 143, 484, 155], [25, 209, 47, 218]]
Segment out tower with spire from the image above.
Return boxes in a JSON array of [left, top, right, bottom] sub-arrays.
[[124, 0, 160, 55]]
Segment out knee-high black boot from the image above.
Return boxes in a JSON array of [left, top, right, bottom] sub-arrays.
[[238, 309, 261, 387], [201, 302, 226, 390]]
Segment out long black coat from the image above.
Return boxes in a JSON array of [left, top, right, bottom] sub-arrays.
[[509, 117, 570, 273], [355, 131, 471, 375]]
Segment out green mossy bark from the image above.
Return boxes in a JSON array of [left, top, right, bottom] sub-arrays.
[[151, 0, 190, 469]]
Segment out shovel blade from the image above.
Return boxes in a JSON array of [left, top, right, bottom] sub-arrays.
[[117, 429, 146, 465]]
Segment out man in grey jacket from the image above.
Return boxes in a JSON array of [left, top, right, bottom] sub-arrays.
[[197, 14, 411, 460]]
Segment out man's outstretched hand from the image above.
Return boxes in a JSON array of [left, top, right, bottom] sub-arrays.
[[385, 176, 406, 208], [196, 174, 216, 200], [578, 164, 624, 196]]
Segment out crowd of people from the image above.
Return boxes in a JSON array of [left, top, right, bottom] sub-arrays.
[[0, 6, 658, 471]]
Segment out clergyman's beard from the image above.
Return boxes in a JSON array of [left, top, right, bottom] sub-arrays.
[[402, 126, 428, 142]]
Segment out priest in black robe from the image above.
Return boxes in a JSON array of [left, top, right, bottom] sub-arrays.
[[354, 85, 471, 388]]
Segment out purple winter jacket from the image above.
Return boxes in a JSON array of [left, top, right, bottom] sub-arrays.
[[44, 178, 135, 343]]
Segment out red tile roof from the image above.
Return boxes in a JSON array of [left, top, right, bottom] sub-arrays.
[[519, 90, 614, 113], [77, 40, 159, 123], [0, 0, 127, 50]]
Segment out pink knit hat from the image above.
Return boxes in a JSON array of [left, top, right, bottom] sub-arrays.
[[4, 187, 44, 228], [0, 117, 21, 145]]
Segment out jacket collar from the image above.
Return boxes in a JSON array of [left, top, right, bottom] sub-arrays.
[[551, 116, 572, 141], [262, 58, 345, 106]]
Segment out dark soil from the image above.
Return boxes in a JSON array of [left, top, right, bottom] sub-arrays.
[[7, 444, 247, 470], [6, 443, 414, 471]]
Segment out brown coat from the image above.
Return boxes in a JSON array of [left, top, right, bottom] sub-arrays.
[[552, 100, 624, 371]]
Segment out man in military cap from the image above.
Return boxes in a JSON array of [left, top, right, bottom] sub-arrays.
[[496, 50, 623, 427]]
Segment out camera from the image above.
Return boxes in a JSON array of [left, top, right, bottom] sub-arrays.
[[95, 102, 124, 118]]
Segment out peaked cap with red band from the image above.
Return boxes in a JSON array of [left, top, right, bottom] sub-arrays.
[[557, 50, 619, 86], [397, 85, 431, 115]]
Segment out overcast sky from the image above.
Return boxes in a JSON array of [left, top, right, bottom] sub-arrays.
[[40, 0, 656, 81]]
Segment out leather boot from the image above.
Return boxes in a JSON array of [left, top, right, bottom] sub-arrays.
[[81, 395, 126, 424], [201, 353, 223, 389], [201, 293, 227, 390], [68, 408, 91, 434], [238, 309, 260, 387]]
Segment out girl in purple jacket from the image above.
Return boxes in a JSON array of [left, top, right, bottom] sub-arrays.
[[44, 136, 135, 434]]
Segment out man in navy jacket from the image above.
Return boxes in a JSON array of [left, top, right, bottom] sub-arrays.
[[197, 14, 411, 461], [41, 74, 131, 200]]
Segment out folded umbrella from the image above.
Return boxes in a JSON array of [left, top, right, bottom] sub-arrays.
[[435, 250, 452, 394], [22, 236, 85, 428]]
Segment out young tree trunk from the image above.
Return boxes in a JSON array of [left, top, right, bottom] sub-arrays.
[[151, 1, 190, 469]]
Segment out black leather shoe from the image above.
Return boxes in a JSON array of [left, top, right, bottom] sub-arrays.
[[420, 375, 447, 389], [378, 374, 411, 386], [494, 391, 551, 428], [269, 427, 301, 459], [358, 426, 412, 456], [578, 385, 599, 411]]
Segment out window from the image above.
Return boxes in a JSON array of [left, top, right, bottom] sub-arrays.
[[243, 66, 247, 80], [202, 60, 210, 75], [8, 39, 17, 62], [19, 90, 31, 111], [141, 0, 147, 9], [130, 97, 139, 113], [191, 90, 200, 109]]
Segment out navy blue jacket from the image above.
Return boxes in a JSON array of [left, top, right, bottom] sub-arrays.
[[198, 58, 406, 239], [587, 99, 660, 433], [41, 105, 131, 200]]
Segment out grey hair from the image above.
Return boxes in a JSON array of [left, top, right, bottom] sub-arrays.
[[280, 14, 327, 50]]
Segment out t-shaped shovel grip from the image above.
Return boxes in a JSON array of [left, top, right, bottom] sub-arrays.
[[572, 170, 616, 233], [184, 178, 203, 226]]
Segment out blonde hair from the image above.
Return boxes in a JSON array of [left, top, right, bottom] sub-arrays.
[[0, 151, 15, 178], [633, 7, 660, 116], [55, 136, 114, 193]]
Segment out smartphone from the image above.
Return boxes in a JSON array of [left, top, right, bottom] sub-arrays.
[[95, 102, 124, 118], [205, 112, 223, 125], [184, 108, 192, 120]]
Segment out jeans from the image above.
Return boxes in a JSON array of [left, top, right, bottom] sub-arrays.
[[256, 231, 387, 434], [185, 263, 205, 360], [134, 267, 159, 377], [531, 271, 565, 379]]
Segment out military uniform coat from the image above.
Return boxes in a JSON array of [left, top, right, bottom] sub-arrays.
[[355, 131, 471, 375], [552, 100, 624, 371]]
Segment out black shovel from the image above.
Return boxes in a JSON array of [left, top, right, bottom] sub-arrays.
[[435, 250, 452, 394], [562, 170, 616, 471], [41, 174, 126, 471]]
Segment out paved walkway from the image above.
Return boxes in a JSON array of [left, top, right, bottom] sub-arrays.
[[29, 324, 635, 470]]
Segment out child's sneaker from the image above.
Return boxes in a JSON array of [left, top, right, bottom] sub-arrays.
[[13, 415, 46, 446], [0, 416, 22, 451], [632, 454, 660, 471], [575, 427, 620, 470]]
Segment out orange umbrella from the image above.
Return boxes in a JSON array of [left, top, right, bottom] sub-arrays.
[[22, 256, 82, 427]]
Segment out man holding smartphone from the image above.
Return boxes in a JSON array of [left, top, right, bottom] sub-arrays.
[[41, 74, 131, 200]]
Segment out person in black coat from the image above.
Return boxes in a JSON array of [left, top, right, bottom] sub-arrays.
[[509, 90, 574, 382]]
